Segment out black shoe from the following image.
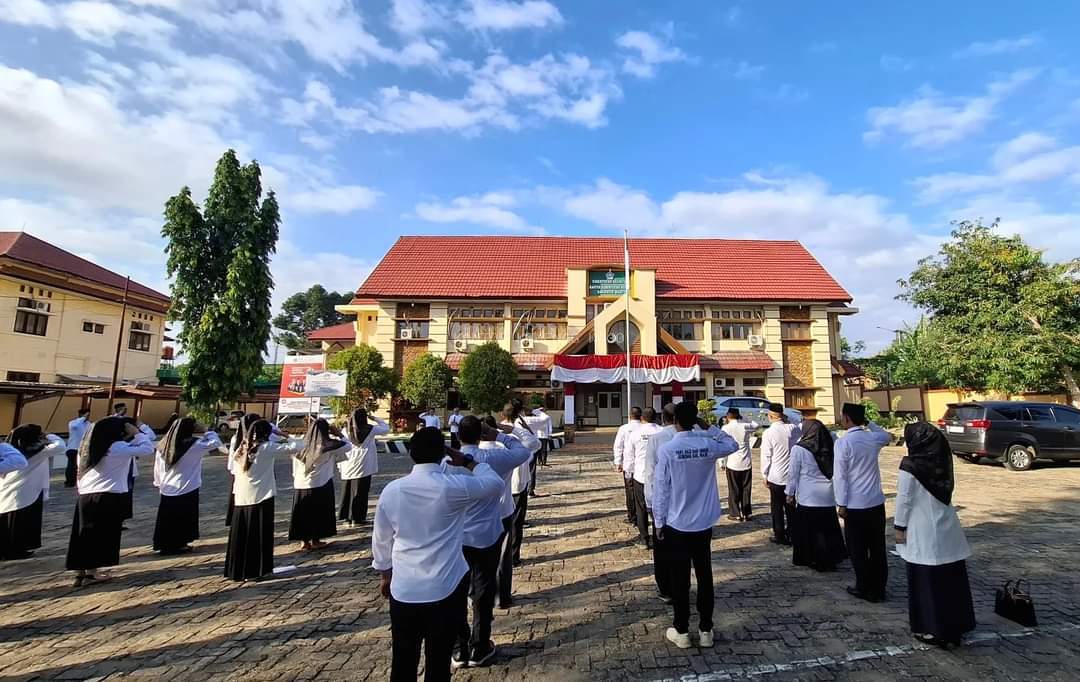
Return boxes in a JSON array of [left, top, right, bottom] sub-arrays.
[[769, 537, 791, 546], [470, 641, 497, 667], [866, 593, 885, 604], [451, 648, 470, 670], [846, 586, 870, 601]]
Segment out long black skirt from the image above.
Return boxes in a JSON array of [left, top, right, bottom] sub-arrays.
[[225, 474, 235, 527], [792, 504, 848, 571], [122, 463, 135, 521], [224, 497, 274, 581], [66, 492, 125, 570], [0, 493, 44, 560], [907, 560, 976, 644], [289, 479, 337, 542], [153, 488, 200, 552], [338, 476, 372, 524]]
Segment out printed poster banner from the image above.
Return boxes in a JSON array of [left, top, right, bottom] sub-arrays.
[[278, 397, 322, 415], [304, 370, 348, 397], [279, 354, 324, 398]]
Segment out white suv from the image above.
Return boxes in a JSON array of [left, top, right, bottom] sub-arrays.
[[711, 396, 803, 426]]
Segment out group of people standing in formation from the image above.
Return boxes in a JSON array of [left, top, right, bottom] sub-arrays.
[[615, 400, 977, 653]]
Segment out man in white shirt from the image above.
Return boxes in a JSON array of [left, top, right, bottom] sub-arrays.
[[721, 408, 754, 522], [627, 407, 663, 547], [531, 406, 553, 467], [372, 427, 505, 682], [653, 401, 738, 649], [65, 408, 92, 487], [834, 402, 893, 603], [613, 407, 644, 526], [643, 403, 677, 602], [498, 401, 542, 587], [447, 408, 463, 449], [418, 408, 442, 431], [760, 403, 801, 545]]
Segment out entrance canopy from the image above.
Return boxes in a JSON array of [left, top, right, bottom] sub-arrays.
[[552, 354, 699, 384]]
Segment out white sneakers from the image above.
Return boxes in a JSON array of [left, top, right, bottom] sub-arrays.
[[665, 628, 714, 649]]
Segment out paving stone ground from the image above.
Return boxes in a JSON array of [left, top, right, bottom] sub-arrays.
[[1, 431, 1079, 681]]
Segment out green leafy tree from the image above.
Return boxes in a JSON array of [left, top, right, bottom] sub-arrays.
[[697, 398, 718, 425], [839, 336, 866, 360], [527, 393, 545, 410], [860, 319, 946, 388], [399, 353, 452, 410], [273, 284, 355, 351], [327, 344, 397, 414], [162, 149, 279, 419], [458, 343, 518, 414], [898, 219, 1080, 404]]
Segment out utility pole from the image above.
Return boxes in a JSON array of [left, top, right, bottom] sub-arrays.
[[107, 276, 131, 413]]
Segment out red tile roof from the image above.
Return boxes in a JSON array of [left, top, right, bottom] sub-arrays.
[[356, 236, 850, 302], [0, 232, 168, 304], [307, 321, 356, 341], [444, 353, 554, 371], [699, 351, 777, 371], [348, 297, 378, 305]]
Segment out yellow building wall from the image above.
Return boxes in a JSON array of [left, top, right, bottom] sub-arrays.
[[374, 302, 398, 369], [761, 305, 785, 404], [588, 269, 657, 355], [429, 302, 449, 359], [810, 305, 836, 423]]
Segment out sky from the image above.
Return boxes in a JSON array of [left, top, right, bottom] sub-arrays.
[[2, 0, 1080, 354]]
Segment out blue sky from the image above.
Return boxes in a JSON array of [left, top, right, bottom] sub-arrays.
[[2, 1, 1079, 353]]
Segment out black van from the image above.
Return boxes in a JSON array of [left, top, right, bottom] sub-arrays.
[[938, 401, 1080, 471]]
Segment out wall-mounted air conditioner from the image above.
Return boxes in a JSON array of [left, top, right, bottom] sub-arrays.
[[748, 334, 764, 347], [521, 338, 534, 350], [713, 377, 726, 389], [453, 339, 468, 352], [399, 328, 413, 340]]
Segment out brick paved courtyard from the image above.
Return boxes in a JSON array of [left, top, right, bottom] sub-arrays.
[[2, 432, 1080, 681]]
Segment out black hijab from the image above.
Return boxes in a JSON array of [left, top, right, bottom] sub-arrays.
[[349, 408, 373, 443], [797, 419, 835, 480], [901, 422, 954, 505], [160, 417, 197, 467], [77, 416, 129, 476], [297, 418, 347, 474], [10, 424, 47, 456]]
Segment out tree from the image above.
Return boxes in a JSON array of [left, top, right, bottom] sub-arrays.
[[898, 219, 1080, 405], [162, 149, 279, 419], [457, 343, 518, 414], [327, 344, 397, 414], [273, 284, 355, 351], [399, 353, 452, 410], [859, 319, 946, 388], [839, 336, 866, 360]]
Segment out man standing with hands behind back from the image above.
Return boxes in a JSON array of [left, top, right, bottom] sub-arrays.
[[760, 403, 801, 545]]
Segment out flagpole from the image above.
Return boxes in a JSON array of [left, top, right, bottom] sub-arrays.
[[624, 229, 632, 423]]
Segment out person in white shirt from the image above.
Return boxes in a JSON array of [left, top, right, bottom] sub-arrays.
[[227, 413, 284, 527], [372, 426, 505, 682], [643, 403, 677, 602], [785, 419, 847, 572], [289, 418, 350, 552], [498, 402, 542, 594], [110, 404, 139, 526], [531, 406, 553, 467], [834, 402, 893, 603], [65, 408, 92, 487], [895, 422, 975, 648], [340, 407, 390, 526], [448, 407, 464, 450], [653, 401, 739, 649], [225, 420, 306, 582], [628, 407, 663, 547], [452, 416, 532, 669], [488, 416, 528, 609], [151, 417, 222, 555], [721, 409, 754, 523], [418, 408, 442, 431], [760, 403, 801, 545], [614, 407, 644, 526], [520, 403, 547, 497], [1, 425, 64, 560], [66, 417, 157, 587]]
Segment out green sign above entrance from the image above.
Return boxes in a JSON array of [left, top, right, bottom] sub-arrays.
[[588, 270, 626, 297]]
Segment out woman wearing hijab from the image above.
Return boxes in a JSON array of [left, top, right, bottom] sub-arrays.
[[290, 418, 350, 551], [785, 419, 847, 572], [66, 417, 156, 587], [227, 414, 261, 527], [151, 417, 222, 555], [225, 419, 305, 582], [339, 408, 389, 527], [895, 422, 975, 647], [0, 425, 65, 560]]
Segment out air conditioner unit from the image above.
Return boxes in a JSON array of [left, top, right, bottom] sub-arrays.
[[521, 338, 534, 350], [453, 339, 468, 352], [550, 380, 562, 389], [713, 377, 726, 389], [400, 328, 413, 340], [748, 334, 764, 347]]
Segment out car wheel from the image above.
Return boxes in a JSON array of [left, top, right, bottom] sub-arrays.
[[1004, 444, 1036, 472]]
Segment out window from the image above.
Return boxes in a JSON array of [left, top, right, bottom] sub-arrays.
[[128, 323, 152, 352], [1024, 406, 1055, 423], [992, 405, 1024, 421], [510, 307, 568, 340], [712, 322, 755, 340], [449, 321, 502, 340], [1053, 408, 1080, 425], [597, 393, 608, 409], [780, 321, 812, 340], [396, 320, 430, 339], [742, 377, 767, 387], [712, 309, 762, 320], [83, 321, 105, 334], [7, 371, 41, 382], [585, 303, 610, 323], [610, 392, 621, 409], [449, 306, 504, 319], [14, 299, 49, 336]]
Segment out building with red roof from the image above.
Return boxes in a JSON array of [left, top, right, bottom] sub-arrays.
[[334, 235, 857, 428]]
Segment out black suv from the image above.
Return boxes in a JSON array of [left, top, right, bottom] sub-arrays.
[[938, 401, 1080, 471]]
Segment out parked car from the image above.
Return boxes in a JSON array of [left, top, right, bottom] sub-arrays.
[[711, 396, 803, 426], [938, 401, 1080, 471]]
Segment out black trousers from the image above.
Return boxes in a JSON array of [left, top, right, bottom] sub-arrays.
[[458, 535, 504, 655], [666, 527, 714, 634], [632, 480, 650, 544], [64, 450, 77, 488], [528, 453, 539, 496], [390, 576, 468, 682], [497, 515, 515, 605], [652, 512, 671, 598], [450, 433, 461, 450], [509, 492, 528, 564], [726, 468, 752, 519], [538, 438, 550, 466], [624, 477, 637, 524], [768, 482, 794, 542], [845, 504, 888, 598]]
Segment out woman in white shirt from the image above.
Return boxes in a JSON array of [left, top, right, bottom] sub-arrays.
[[0, 425, 65, 560], [785, 419, 847, 572], [151, 417, 222, 555], [225, 419, 305, 582], [895, 422, 975, 648], [66, 417, 157, 587], [339, 408, 389, 527], [289, 418, 349, 551], [226, 413, 263, 527]]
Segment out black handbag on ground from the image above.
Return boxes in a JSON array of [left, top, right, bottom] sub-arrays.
[[995, 579, 1037, 627]]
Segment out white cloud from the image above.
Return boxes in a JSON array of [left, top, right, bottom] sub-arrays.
[[390, 0, 449, 36], [880, 54, 914, 72], [562, 178, 661, 231], [761, 83, 809, 103], [954, 34, 1041, 58], [0, 0, 176, 47], [458, 0, 563, 31], [616, 29, 688, 79], [865, 69, 1039, 148], [724, 6, 741, 27], [943, 195, 1080, 265], [730, 61, 765, 80], [414, 192, 537, 231], [287, 185, 381, 215], [270, 240, 374, 311]]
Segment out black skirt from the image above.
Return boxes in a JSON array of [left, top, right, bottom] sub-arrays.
[[122, 463, 135, 521], [224, 497, 275, 581], [0, 493, 44, 560], [907, 560, 976, 643], [289, 479, 337, 542], [66, 492, 126, 570], [225, 474, 235, 527], [338, 476, 372, 524], [792, 504, 848, 570], [153, 488, 200, 552]]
